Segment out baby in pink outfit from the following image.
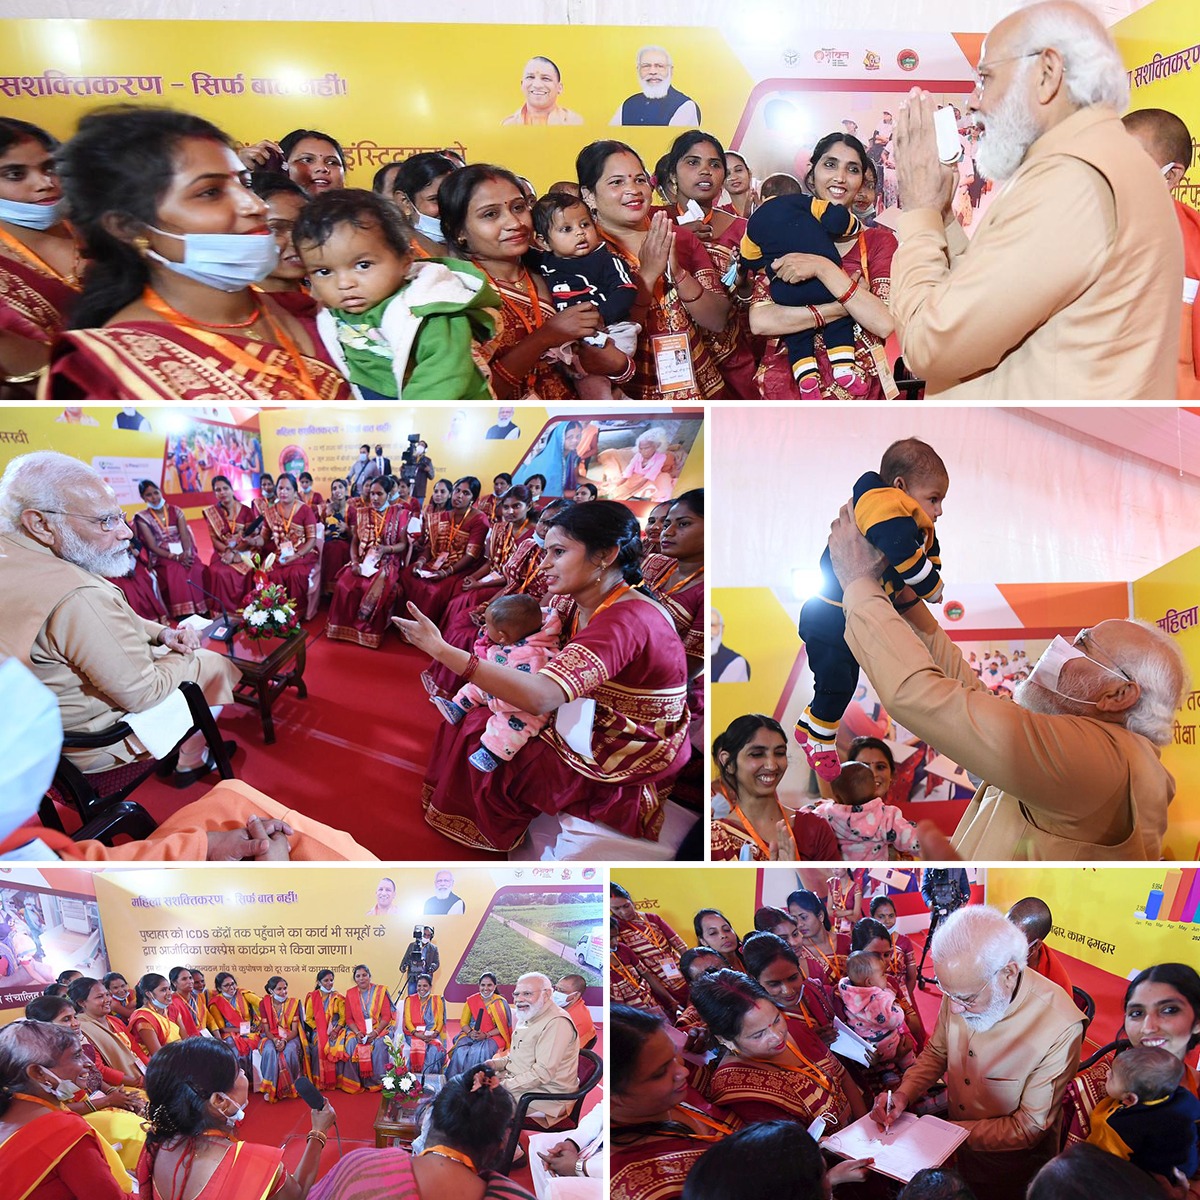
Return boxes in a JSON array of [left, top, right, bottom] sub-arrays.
[[838, 951, 917, 1075], [813, 761, 920, 861], [432, 593, 561, 772]]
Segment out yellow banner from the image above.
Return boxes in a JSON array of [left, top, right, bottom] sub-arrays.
[[93, 866, 603, 1004], [1132, 543, 1200, 860]]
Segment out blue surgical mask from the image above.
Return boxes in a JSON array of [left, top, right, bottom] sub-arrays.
[[0, 196, 65, 230], [533, 532, 546, 548], [0, 659, 63, 841], [145, 226, 279, 292], [148, 498, 165, 511], [413, 211, 446, 244]]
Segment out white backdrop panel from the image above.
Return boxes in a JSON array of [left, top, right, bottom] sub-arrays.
[[712, 406, 1200, 587]]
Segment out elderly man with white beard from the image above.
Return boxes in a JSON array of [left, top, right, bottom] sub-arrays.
[[887, 0, 1182, 399], [826, 504, 1188, 860], [0, 450, 237, 782], [486, 971, 579, 1127], [870, 906, 1083, 1200], [610, 45, 700, 127]]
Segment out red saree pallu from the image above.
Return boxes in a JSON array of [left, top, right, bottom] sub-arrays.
[[426, 536, 547, 696], [43, 321, 353, 401], [261, 500, 318, 605], [326, 504, 408, 649], [4, 1109, 118, 1200], [423, 601, 689, 851], [168, 991, 209, 1039], [341, 985, 395, 1093], [0, 252, 78, 347], [210, 991, 261, 1056], [402, 994, 445, 1072], [705, 1016, 852, 1130], [128, 1005, 181, 1053], [305, 990, 349, 1090], [398, 507, 489, 626], [204, 502, 256, 611], [134, 506, 208, 618], [138, 1140, 284, 1200], [258, 994, 308, 1102]]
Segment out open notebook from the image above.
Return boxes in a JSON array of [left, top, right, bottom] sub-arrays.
[[822, 1111, 969, 1184]]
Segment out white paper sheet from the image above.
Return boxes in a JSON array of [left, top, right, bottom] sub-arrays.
[[822, 1112, 969, 1183]]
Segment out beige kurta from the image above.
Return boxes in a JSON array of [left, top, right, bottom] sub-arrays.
[[897, 969, 1083, 1200], [891, 105, 1182, 399], [499, 1002, 580, 1125], [842, 578, 1172, 859], [0, 528, 236, 771]]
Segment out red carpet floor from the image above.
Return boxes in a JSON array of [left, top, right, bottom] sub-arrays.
[[124, 564, 496, 860], [240, 1020, 604, 1193]]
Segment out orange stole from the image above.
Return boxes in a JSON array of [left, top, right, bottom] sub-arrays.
[[169, 991, 208, 1038], [345, 985, 393, 1036], [210, 991, 260, 1054], [258, 994, 308, 1102]]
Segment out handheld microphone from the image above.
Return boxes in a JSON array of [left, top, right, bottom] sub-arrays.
[[244, 514, 266, 536], [295, 1076, 328, 1111], [186, 579, 239, 644]]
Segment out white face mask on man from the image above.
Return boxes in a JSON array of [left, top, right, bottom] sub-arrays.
[[1027, 635, 1127, 704], [0, 658, 64, 842]]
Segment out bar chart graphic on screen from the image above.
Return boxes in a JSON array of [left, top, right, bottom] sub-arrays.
[[1135, 869, 1200, 923]]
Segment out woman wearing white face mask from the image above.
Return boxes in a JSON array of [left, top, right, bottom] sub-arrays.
[[0, 1018, 130, 1199], [139, 1038, 335, 1200], [133, 479, 209, 620], [44, 107, 351, 400], [303, 971, 348, 1093], [0, 118, 82, 398], [128, 974, 182, 1061], [381, 152, 458, 259]]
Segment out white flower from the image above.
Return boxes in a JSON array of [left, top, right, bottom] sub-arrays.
[[273, 609, 289, 623], [247, 610, 269, 627], [381, 1075, 395, 1089]]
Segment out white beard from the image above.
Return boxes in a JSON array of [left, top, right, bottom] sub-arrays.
[[513, 995, 547, 1026], [1013, 679, 1094, 719], [641, 76, 672, 100], [55, 521, 135, 578], [973, 74, 1041, 182], [959, 988, 1012, 1034]]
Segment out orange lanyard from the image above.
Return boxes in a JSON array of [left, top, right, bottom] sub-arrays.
[[857, 233, 870, 287], [628, 916, 673, 958], [419, 1145, 477, 1171], [274, 501, 299, 540], [444, 507, 472, 553], [569, 582, 632, 638], [13, 1092, 65, 1112], [517, 544, 544, 592], [0, 223, 81, 289], [214, 503, 238, 536], [728, 798, 799, 860], [661, 565, 704, 596], [610, 951, 643, 992], [143, 288, 321, 400], [363, 508, 385, 545], [803, 937, 841, 980], [148, 505, 171, 532], [674, 1103, 735, 1140], [746, 1036, 832, 1092], [484, 267, 544, 336]]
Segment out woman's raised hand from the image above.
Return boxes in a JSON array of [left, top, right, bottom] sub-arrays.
[[237, 139, 282, 171], [392, 602, 445, 656], [639, 211, 675, 285]]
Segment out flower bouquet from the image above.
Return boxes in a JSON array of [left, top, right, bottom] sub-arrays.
[[241, 561, 300, 641], [381, 1044, 422, 1117]]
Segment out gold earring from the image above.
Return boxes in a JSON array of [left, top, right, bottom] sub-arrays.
[[133, 235, 150, 255]]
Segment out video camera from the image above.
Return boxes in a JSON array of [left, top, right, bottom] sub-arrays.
[[400, 433, 423, 483]]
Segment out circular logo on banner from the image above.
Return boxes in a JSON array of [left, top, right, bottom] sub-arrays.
[[898, 49, 920, 71], [279, 444, 310, 477], [945, 600, 965, 621]]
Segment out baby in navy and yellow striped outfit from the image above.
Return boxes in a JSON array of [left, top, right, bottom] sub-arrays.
[[796, 438, 949, 781]]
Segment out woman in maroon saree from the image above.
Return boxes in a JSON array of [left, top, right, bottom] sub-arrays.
[[425, 495, 566, 698], [397, 476, 489, 627], [397, 500, 689, 853], [0, 118, 81, 396], [259, 472, 319, 606], [203, 473, 255, 613], [113, 540, 168, 623], [319, 478, 352, 594], [326, 479, 409, 649], [132, 480, 209, 619], [42, 107, 350, 401]]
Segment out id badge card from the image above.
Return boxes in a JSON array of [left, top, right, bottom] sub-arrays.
[[280, 539, 295, 561], [277, 1026, 286, 1039], [868, 342, 900, 400], [365, 1017, 374, 1035], [168, 540, 184, 555], [239, 1021, 251, 1036], [408, 516, 423, 535], [660, 959, 683, 982], [431, 552, 448, 570], [652, 333, 696, 394]]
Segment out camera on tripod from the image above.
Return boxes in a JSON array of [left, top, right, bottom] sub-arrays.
[[400, 433, 422, 484]]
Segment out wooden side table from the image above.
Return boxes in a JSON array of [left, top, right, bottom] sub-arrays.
[[374, 1094, 422, 1149], [205, 627, 309, 744]]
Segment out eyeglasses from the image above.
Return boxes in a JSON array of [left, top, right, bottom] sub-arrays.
[[1072, 629, 1134, 682], [936, 968, 1000, 1007], [41, 509, 130, 532], [972, 50, 1044, 89]]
